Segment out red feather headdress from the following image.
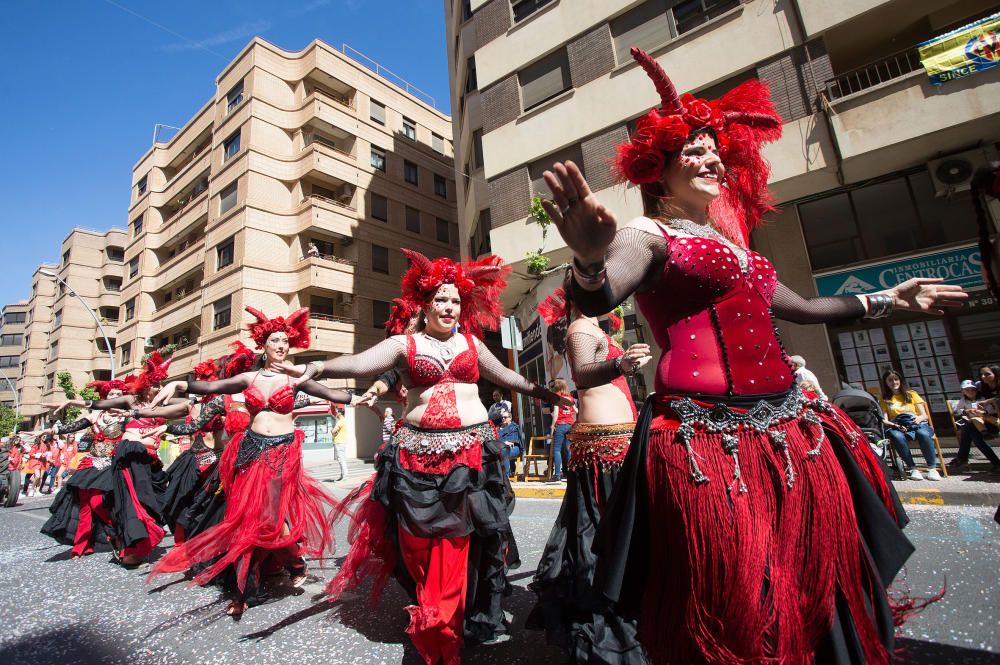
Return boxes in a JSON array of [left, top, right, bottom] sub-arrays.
[[388, 250, 511, 339], [614, 47, 783, 245], [130, 351, 173, 394], [537, 288, 569, 326], [85, 378, 130, 399], [245, 307, 311, 350], [224, 341, 256, 377], [193, 358, 219, 382]]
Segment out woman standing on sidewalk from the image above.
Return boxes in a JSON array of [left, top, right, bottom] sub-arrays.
[[539, 47, 964, 664], [283, 250, 568, 665], [548, 378, 577, 483], [529, 285, 651, 663]]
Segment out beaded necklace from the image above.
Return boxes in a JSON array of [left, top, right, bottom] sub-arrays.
[[664, 217, 749, 274]]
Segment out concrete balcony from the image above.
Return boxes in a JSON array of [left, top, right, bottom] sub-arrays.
[[309, 314, 360, 355], [241, 259, 355, 297], [159, 189, 210, 236], [796, 0, 893, 38], [764, 115, 840, 204], [827, 65, 1000, 183], [152, 152, 211, 209], [97, 291, 122, 309], [149, 242, 205, 291], [151, 295, 201, 336], [164, 341, 201, 379]]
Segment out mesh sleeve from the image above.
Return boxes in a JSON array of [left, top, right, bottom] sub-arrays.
[[374, 368, 401, 393], [297, 380, 354, 405], [771, 282, 866, 324], [317, 339, 405, 380], [566, 332, 620, 389], [166, 397, 223, 435], [54, 418, 92, 435], [89, 396, 135, 411], [474, 338, 551, 401], [187, 375, 251, 396], [570, 226, 668, 316]]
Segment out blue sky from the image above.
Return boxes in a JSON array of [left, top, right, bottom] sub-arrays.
[[0, 0, 449, 307]]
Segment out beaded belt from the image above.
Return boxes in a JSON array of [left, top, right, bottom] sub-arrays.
[[394, 422, 494, 458], [567, 423, 634, 472], [235, 430, 294, 470], [90, 456, 112, 470], [662, 385, 860, 491], [195, 450, 218, 467]]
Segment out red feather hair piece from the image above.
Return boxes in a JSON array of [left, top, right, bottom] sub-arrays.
[[85, 378, 130, 399], [614, 48, 783, 244], [225, 341, 256, 378], [537, 288, 569, 326], [130, 350, 174, 394], [245, 306, 311, 350], [193, 358, 219, 382], [390, 250, 511, 339]]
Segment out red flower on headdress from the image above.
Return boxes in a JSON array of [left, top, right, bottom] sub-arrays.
[[130, 351, 173, 394], [245, 307, 311, 350], [85, 378, 130, 399], [193, 358, 219, 382], [607, 311, 624, 334], [615, 144, 665, 186], [385, 298, 419, 335], [393, 250, 510, 339]]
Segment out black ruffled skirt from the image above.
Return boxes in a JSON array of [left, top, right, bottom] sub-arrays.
[[40, 460, 114, 546], [108, 440, 167, 550]]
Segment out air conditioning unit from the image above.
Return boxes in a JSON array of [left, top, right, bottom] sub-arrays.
[[143, 337, 156, 347], [927, 146, 998, 197]]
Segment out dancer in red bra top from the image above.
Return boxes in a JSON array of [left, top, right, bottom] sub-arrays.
[[537, 48, 967, 665], [528, 284, 651, 662], [148, 307, 361, 616], [283, 250, 569, 665]]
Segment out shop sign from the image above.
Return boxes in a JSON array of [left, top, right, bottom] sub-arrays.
[[918, 11, 1000, 85], [518, 316, 543, 364], [814, 245, 983, 296]]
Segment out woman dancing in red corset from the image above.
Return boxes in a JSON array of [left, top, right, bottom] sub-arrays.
[[281, 250, 569, 665], [148, 308, 360, 615], [538, 48, 965, 664]]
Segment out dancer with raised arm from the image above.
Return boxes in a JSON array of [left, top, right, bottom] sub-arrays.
[[39, 377, 131, 558], [147, 307, 361, 616], [538, 48, 966, 665], [528, 283, 651, 663], [282, 251, 568, 665]]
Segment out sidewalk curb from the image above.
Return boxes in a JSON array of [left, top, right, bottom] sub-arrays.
[[514, 486, 566, 499], [896, 488, 1000, 507]]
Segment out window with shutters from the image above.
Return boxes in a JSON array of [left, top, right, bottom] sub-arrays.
[[124, 298, 135, 322], [511, 0, 554, 23], [432, 133, 445, 154], [223, 131, 241, 162], [128, 256, 139, 279], [470, 209, 492, 257], [465, 56, 477, 93], [132, 214, 144, 237], [434, 174, 447, 198], [519, 48, 570, 111], [136, 175, 148, 197], [472, 129, 484, 170], [528, 144, 583, 196], [372, 300, 391, 328], [371, 193, 388, 221], [370, 99, 386, 125], [436, 218, 451, 244], [611, 0, 740, 64], [226, 80, 244, 113], [372, 245, 389, 274], [217, 237, 235, 269], [213, 296, 232, 330], [672, 0, 739, 35], [402, 117, 416, 140]]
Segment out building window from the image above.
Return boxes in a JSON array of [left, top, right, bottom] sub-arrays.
[[62, 250, 70, 265], [372, 245, 389, 274], [798, 170, 978, 271], [405, 206, 421, 233], [105, 277, 122, 293], [2, 312, 25, 325], [311, 238, 335, 256], [217, 236, 235, 269], [128, 256, 139, 279], [136, 175, 148, 197], [436, 218, 451, 244], [106, 247, 124, 262], [519, 48, 570, 111], [311, 296, 335, 317], [223, 131, 241, 162], [373, 299, 391, 328], [672, 0, 739, 35], [0, 355, 17, 368], [124, 298, 135, 322], [404, 160, 419, 185], [432, 133, 445, 154], [226, 80, 244, 113], [53, 310, 62, 327], [46, 373, 55, 391], [371, 145, 386, 172], [402, 117, 416, 140], [120, 342, 132, 366], [529, 144, 584, 196], [465, 56, 477, 93], [0, 334, 23, 346], [213, 295, 232, 330], [132, 215, 144, 237], [371, 193, 388, 221], [219, 181, 238, 214], [611, 1, 676, 64], [434, 174, 447, 198], [462, 0, 473, 21], [370, 99, 386, 125], [511, 0, 554, 22], [472, 129, 484, 170]]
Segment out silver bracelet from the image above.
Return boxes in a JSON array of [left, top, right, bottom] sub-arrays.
[[84, 400, 93, 409], [864, 293, 894, 319]]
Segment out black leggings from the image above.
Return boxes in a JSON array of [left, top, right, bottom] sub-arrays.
[[22, 473, 34, 493]]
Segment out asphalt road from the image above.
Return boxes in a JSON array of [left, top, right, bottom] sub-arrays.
[[0, 489, 997, 665]]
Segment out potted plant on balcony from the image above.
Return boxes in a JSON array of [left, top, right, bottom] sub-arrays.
[[525, 196, 553, 276]]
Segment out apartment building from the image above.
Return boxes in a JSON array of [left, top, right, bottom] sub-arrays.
[[118, 37, 458, 458], [447, 0, 1000, 431], [0, 302, 29, 411], [16, 266, 57, 425]]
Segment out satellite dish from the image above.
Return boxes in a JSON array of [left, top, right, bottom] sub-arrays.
[[935, 158, 973, 185]]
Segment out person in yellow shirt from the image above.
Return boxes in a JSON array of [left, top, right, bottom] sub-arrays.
[[331, 408, 348, 481], [879, 368, 940, 481]]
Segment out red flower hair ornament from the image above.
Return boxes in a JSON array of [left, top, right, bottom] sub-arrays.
[[85, 378, 131, 399], [130, 350, 174, 394], [389, 249, 511, 339], [614, 47, 783, 245], [193, 359, 219, 382], [245, 307, 311, 350]]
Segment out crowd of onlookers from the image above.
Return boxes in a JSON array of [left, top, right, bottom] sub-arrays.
[[2, 432, 80, 497]]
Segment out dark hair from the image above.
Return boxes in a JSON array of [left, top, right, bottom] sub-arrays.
[[545, 269, 573, 355], [880, 368, 912, 402], [978, 364, 1000, 398]]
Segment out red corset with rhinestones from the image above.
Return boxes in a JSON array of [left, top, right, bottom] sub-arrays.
[[406, 334, 480, 387], [634, 226, 793, 396]]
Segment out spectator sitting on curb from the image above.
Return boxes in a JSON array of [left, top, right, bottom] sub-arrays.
[[497, 410, 523, 477]]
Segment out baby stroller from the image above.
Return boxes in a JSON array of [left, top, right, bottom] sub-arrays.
[[831, 386, 903, 480]]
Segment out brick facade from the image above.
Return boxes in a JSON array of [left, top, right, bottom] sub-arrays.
[[581, 126, 629, 193], [487, 168, 530, 228], [567, 24, 615, 89], [480, 75, 521, 133], [474, 0, 511, 48]]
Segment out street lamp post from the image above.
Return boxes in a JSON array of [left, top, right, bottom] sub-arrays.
[[0, 370, 19, 433], [38, 269, 116, 380]]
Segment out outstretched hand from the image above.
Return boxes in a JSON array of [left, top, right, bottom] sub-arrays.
[[151, 381, 183, 407], [40, 401, 70, 415], [888, 278, 967, 316], [541, 161, 618, 266], [268, 362, 312, 388]]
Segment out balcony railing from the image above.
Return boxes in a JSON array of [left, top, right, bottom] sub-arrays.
[[301, 252, 357, 266], [824, 47, 923, 101], [308, 135, 355, 160], [309, 312, 357, 324], [305, 193, 357, 212]]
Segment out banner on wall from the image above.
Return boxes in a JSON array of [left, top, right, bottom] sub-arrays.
[[918, 11, 1000, 86], [814, 244, 983, 297]]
